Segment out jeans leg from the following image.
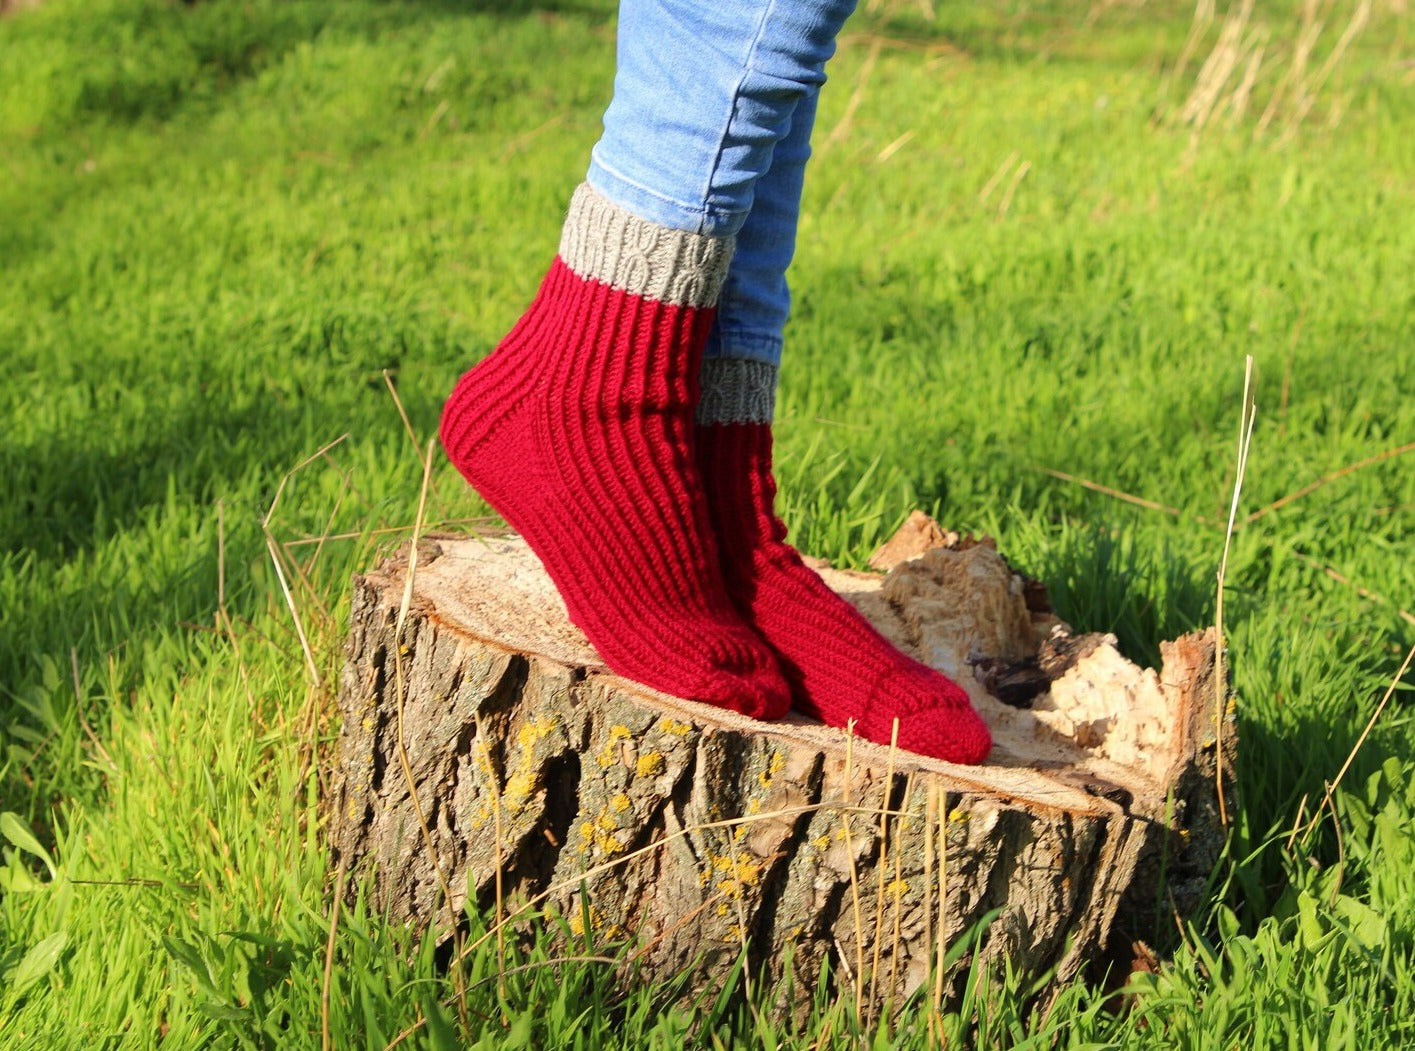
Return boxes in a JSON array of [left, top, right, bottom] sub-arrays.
[[704, 86, 820, 368], [587, 0, 858, 239]]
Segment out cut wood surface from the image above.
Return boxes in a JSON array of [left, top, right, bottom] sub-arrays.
[[327, 516, 1235, 1015]]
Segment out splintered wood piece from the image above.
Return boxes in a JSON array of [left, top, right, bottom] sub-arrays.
[[327, 519, 1234, 1017]]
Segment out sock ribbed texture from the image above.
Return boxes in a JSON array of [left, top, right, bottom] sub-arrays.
[[696, 360, 992, 764], [440, 185, 791, 718]]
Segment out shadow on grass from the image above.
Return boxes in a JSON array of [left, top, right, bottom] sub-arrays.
[[0, 363, 422, 715], [9, 0, 616, 132], [3, 390, 309, 562]]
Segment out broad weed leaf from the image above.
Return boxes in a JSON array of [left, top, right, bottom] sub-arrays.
[[0, 812, 57, 878], [0, 849, 45, 893], [6, 932, 68, 1001]]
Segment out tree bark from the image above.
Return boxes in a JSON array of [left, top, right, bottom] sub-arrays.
[[327, 519, 1234, 1016]]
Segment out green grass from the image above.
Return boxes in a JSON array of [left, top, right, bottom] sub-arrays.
[[2, 0, 1412, 1045]]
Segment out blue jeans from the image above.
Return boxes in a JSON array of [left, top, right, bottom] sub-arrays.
[[586, 0, 860, 368]]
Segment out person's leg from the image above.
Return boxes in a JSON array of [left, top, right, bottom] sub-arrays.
[[698, 81, 819, 374], [441, 188, 787, 716], [441, 0, 857, 718], [694, 89, 993, 764], [587, 0, 855, 239]]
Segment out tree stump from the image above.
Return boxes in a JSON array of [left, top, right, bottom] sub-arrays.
[[327, 516, 1234, 1016]]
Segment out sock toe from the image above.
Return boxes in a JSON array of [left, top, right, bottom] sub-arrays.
[[696, 415, 993, 765], [859, 666, 992, 764]]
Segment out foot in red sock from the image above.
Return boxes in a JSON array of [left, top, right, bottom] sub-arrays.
[[440, 186, 790, 718], [696, 359, 991, 763]]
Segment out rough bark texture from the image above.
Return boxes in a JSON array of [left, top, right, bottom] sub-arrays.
[[327, 520, 1235, 1016]]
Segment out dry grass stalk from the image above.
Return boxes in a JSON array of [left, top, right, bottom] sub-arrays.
[[623, 887, 734, 970], [933, 788, 949, 1027], [865, 0, 937, 18], [417, 99, 451, 142], [390, 439, 470, 1020], [260, 434, 350, 687], [1181, 0, 1257, 131], [876, 130, 915, 163], [474, 710, 508, 1006], [498, 114, 568, 161], [382, 369, 427, 473], [977, 151, 1020, 206], [264, 526, 321, 685], [1213, 355, 1257, 828], [1256, 6, 1321, 135], [1040, 467, 1193, 520], [1243, 439, 1415, 527], [725, 812, 757, 1011], [382, 368, 453, 524], [260, 437, 386, 799], [281, 516, 495, 548], [1046, 431, 1411, 540], [995, 159, 1031, 220], [865, 722, 901, 1026], [841, 726, 867, 1020], [838, 31, 962, 60], [923, 785, 938, 1044], [1225, 35, 1269, 125], [888, 771, 916, 1015], [1321, 640, 1415, 815], [1156, 0, 1218, 122], [321, 857, 348, 1051], [1171, 0, 1372, 146], [1275, 0, 1371, 144], [1291, 550, 1415, 627], [822, 40, 882, 151], [1288, 639, 1415, 855]]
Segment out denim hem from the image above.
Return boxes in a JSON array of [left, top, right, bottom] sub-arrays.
[[587, 157, 748, 239], [704, 328, 784, 367]]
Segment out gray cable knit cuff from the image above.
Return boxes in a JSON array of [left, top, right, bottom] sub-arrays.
[[558, 183, 734, 307], [697, 358, 778, 425]]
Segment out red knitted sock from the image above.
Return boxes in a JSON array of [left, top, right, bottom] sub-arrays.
[[696, 360, 991, 763], [439, 186, 789, 718]]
